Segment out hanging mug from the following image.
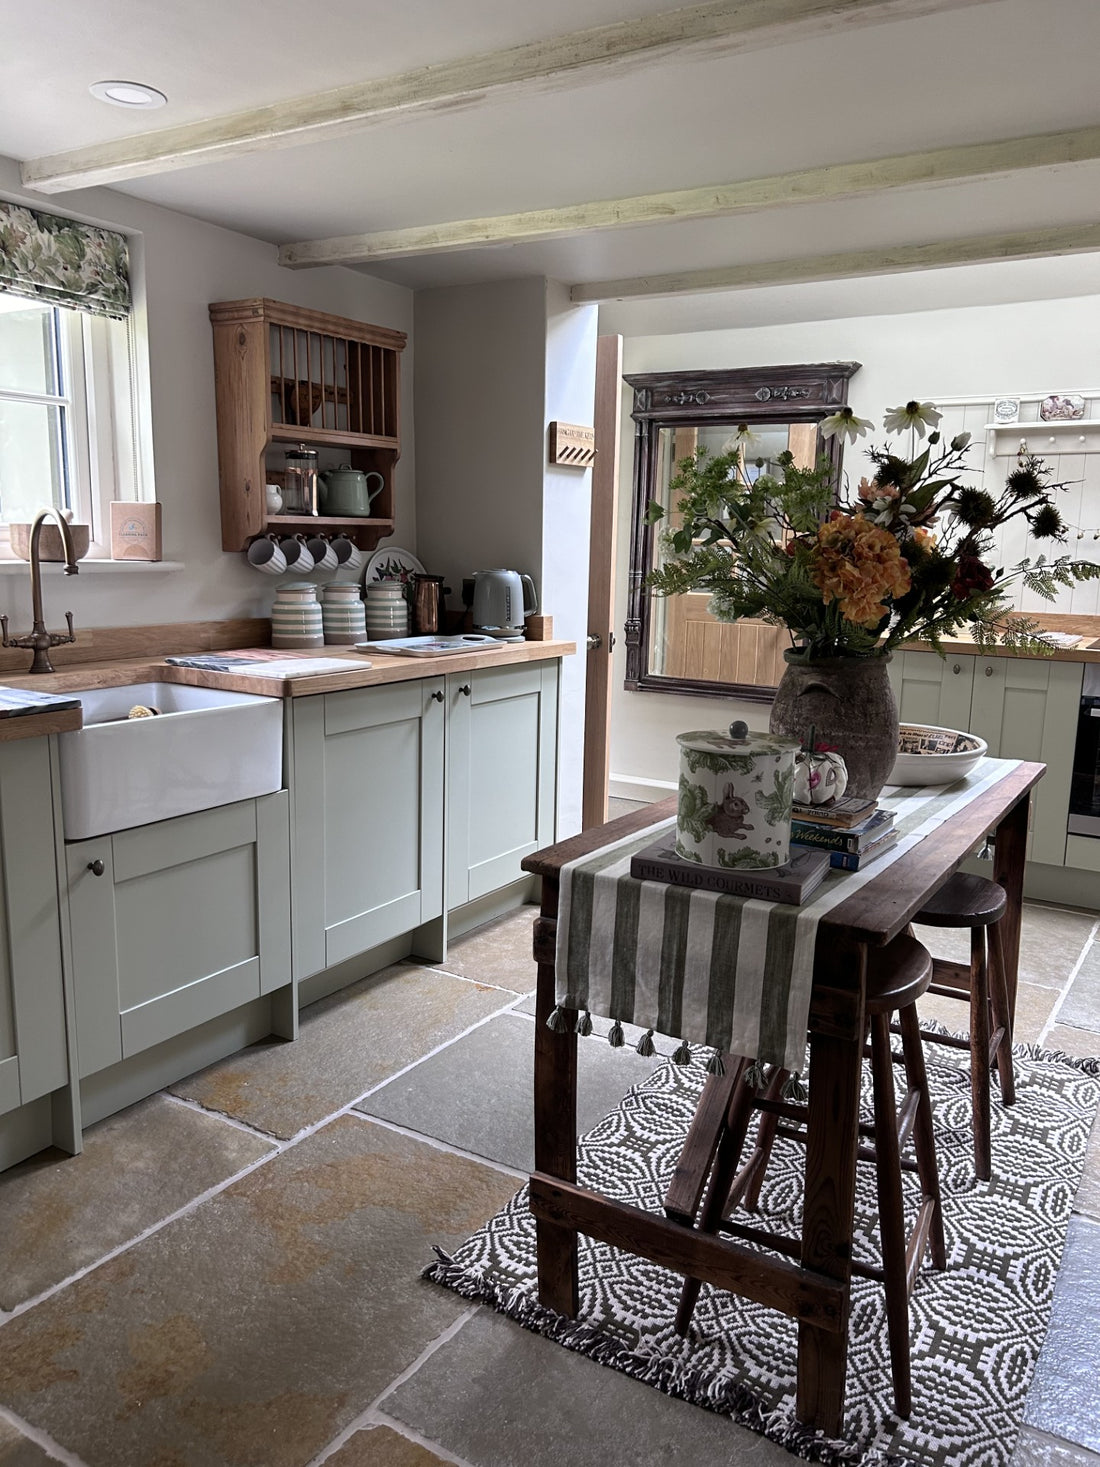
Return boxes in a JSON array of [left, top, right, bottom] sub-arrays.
[[246, 534, 287, 575], [306, 534, 339, 572], [279, 534, 316, 572], [331, 535, 363, 573]]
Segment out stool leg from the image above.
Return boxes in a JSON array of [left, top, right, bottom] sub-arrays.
[[969, 926, 992, 1182], [742, 1065, 789, 1213], [870, 1010, 913, 1420], [988, 918, 1016, 1108], [675, 1064, 758, 1336], [898, 1002, 946, 1271]]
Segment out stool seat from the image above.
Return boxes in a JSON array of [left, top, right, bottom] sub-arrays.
[[916, 872, 1006, 928], [867, 933, 933, 1013]]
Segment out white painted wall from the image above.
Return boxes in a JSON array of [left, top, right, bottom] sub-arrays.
[[0, 154, 414, 631], [544, 282, 598, 833], [413, 277, 546, 598], [608, 293, 1100, 796]]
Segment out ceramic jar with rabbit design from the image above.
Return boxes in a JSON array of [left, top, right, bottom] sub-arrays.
[[675, 727, 800, 870]]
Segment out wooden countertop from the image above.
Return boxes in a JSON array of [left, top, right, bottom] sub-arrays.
[[0, 638, 574, 706], [0, 703, 83, 742], [906, 612, 1100, 662]]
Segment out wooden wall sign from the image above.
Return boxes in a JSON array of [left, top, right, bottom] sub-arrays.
[[549, 421, 596, 468]]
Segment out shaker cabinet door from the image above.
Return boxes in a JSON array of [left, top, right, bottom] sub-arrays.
[[0, 737, 68, 1116], [446, 661, 559, 910], [65, 792, 291, 1078], [889, 650, 974, 733], [290, 679, 445, 978]]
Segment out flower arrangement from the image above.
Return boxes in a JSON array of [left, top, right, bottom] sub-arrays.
[[645, 400, 1100, 659]]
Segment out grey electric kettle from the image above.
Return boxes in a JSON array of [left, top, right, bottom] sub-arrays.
[[471, 569, 538, 640]]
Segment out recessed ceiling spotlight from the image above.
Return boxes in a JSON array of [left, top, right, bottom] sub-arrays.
[[89, 80, 167, 109]]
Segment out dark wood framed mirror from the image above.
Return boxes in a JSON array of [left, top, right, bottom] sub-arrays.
[[624, 362, 861, 703]]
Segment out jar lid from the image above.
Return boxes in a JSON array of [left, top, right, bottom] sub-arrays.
[[676, 728, 800, 756]]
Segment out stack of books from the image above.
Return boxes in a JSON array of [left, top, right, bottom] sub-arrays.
[[630, 841, 830, 905], [789, 796, 898, 871]]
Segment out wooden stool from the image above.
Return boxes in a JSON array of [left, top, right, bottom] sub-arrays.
[[914, 872, 1015, 1182], [665, 933, 946, 1420]]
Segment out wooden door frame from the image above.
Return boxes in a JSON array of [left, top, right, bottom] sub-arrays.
[[581, 334, 622, 830]]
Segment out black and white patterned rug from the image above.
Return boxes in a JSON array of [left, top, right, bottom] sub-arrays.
[[426, 1040, 1100, 1467]]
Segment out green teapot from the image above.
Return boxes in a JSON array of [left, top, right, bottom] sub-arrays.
[[318, 464, 384, 517]]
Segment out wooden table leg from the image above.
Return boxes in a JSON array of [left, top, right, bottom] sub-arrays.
[[532, 880, 580, 1317], [992, 791, 1030, 1026], [796, 938, 865, 1435]]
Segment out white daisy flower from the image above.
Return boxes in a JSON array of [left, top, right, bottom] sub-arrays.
[[819, 407, 874, 444], [883, 400, 942, 437]]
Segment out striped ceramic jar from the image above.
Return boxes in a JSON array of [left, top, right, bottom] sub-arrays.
[[271, 583, 324, 649], [364, 580, 409, 639], [321, 584, 367, 644]]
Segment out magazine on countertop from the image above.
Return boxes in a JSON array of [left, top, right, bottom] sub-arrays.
[[630, 840, 830, 905]]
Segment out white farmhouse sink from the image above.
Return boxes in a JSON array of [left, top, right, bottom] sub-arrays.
[[58, 682, 283, 839]]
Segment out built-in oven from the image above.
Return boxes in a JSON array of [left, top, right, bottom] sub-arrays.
[[1069, 663, 1100, 837]]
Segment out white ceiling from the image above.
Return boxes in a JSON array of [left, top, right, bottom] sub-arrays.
[[4, 0, 1100, 324]]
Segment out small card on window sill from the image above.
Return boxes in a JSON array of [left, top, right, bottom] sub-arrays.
[[110, 502, 162, 561]]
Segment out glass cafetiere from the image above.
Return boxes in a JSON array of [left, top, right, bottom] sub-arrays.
[[283, 444, 320, 515]]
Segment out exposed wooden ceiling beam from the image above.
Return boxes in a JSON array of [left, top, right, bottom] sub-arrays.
[[569, 222, 1100, 301], [22, 0, 998, 194], [278, 126, 1100, 267]]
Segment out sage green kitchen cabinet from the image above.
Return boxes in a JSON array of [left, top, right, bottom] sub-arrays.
[[289, 678, 445, 978], [64, 791, 291, 1078], [446, 661, 558, 910], [889, 650, 1083, 867], [0, 737, 69, 1119]]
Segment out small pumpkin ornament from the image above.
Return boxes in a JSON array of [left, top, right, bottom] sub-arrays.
[[793, 739, 849, 806]]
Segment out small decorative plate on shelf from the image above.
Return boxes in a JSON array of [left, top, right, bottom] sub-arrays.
[[890, 724, 988, 786], [365, 547, 425, 584]]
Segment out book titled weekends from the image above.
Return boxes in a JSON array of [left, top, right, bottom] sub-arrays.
[[630, 841, 830, 905], [791, 807, 895, 853]]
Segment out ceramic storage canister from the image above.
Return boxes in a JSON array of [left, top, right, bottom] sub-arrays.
[[321, 583, 367, 644], [271, 582, 323, 649], [364, 580, 409, 639], [675, 723, 800, 870]]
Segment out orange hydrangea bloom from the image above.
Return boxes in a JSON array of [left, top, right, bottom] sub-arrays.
[[811, 513, 911, 628]]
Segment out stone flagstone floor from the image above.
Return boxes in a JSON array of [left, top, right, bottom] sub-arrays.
[[0, 860, 1098, 1465]]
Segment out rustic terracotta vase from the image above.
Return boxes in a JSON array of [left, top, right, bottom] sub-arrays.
[[769, 652, 898, 801]]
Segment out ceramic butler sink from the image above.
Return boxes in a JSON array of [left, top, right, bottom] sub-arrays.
[[58, 682, 283, 839]]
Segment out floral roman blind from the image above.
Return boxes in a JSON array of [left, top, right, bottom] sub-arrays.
[[0, 201, 131, 319]]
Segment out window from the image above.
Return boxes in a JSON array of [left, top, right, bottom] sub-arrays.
[[0, 199, 142, 555], [0, 298, 140, 551]]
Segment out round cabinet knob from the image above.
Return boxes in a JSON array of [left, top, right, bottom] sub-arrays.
[[952, 664, 961, 674], [459, 684, 471, 696], [87, 859, 105, 876], [985, 665, 994, 677], [431, 690, 444, 703]]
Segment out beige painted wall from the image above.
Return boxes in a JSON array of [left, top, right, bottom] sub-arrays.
[[608, 292, 1100, 797], [0, 154, 414, 632]]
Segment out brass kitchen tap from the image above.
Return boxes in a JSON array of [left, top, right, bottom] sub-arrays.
[[1, 508, 79, 673]]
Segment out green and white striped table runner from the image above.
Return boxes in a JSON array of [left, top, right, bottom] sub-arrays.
[[553, 758, 1022, 1074]]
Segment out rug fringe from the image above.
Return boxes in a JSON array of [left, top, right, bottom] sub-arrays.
[[423, 1254, 907, 1467], [919, 1017, 1100, 1078]]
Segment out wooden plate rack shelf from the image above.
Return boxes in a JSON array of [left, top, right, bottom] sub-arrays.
[[210, 298, 407, 552]]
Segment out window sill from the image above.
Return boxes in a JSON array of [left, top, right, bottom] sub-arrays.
[[0, 559, 184, 574]]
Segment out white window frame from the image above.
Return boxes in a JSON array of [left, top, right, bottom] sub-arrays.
[[0, 302, 144, 559]]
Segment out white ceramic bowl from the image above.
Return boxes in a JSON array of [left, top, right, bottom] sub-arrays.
[[889, 724, 988, 787]]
